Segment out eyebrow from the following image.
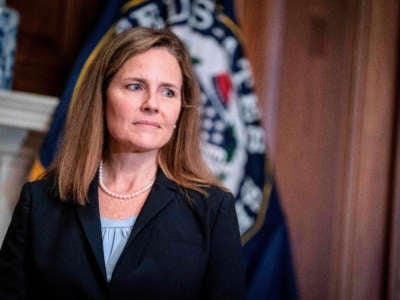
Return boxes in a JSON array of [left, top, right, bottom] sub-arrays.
[[123, 77, 181, 91], [160, 82, 181, 91]]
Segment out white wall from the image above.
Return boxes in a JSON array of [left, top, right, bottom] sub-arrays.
[[0, 90, 57, 245], [0, 126, 42, 244]]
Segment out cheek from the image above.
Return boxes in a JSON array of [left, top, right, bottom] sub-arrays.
[[169, 105, 182, 124], [107, 99, 132, 121], [105, 105, 129, 136]]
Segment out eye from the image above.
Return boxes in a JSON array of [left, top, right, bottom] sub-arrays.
[[162, 88, 175, 98], [127, 83, 142, 91]]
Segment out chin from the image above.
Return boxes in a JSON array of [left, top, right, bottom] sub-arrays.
[[129, 143, 165, 153]]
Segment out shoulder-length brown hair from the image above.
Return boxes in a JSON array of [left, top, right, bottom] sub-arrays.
[[46, 27, 223, 205]]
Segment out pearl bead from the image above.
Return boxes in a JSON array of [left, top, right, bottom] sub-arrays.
[[99, 160, 155, 200]]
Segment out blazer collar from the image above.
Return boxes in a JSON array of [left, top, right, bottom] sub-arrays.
[[124, 168, 177, 247], [74, 173, 107, 281], [74, 169, 178, 280]]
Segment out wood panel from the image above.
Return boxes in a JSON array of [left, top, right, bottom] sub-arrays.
[[235, 0, 285, 159], [276, 1, 354, 297], [333, 0, 398, 299], [247, 0, 399, 299], [7, 0, 106, 95]]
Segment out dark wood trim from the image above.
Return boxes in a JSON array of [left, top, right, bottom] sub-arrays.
[[7, 0, 106, 95], [388, 71, 400, 300]]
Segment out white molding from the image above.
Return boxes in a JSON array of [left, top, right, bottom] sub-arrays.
[[0, 89, 58, 132]]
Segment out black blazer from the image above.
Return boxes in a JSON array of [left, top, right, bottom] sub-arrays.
[[0, 170, 245, 299]]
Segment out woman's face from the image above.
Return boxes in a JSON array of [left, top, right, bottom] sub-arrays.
[[105, 48, 182, 155]]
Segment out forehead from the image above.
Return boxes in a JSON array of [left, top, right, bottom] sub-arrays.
[[121, 48, 179, 71], [111, 48, 182, 88]]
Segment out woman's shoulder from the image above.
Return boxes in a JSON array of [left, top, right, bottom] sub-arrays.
[[186, 184, 235, 212], [19, 176, 58, 203], [24, 175, 56, 191], [204, 185, 234, 200]]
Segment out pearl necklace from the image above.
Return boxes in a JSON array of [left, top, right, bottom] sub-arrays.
[[99, 160, 155, 200]]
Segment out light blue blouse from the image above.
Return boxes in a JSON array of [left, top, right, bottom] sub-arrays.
[[100, 216, 137, 282]]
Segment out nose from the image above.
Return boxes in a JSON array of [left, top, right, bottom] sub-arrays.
[[140, 92, 159, 113]]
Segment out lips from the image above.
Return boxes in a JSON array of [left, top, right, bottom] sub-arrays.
[[132, 120, 161, 128]]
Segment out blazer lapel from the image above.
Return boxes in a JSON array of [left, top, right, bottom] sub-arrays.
[[125, 169, 177, 247], [75, 177, 107, 280]]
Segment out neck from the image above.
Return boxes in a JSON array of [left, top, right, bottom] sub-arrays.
[[99, 160, 155, 200], [106, 151, 157, 174], [100, 154, 158, 196]]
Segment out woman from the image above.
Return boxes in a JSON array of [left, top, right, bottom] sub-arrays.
[[0, 27, 245, 299]]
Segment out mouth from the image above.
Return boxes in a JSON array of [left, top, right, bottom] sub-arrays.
[[132, 120, 161, 128]]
